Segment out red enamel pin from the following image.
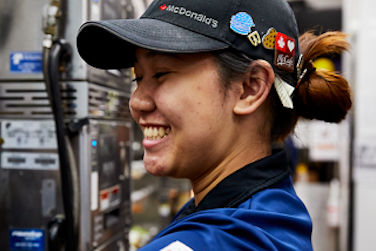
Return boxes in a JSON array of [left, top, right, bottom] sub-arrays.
[[274, 32, 295, 72]]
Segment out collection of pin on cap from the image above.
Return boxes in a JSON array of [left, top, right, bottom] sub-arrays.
[[230, 11, 297, 109], [230, 11, 296, 72]]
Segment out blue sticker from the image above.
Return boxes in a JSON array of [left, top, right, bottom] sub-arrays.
[[230, 12, 255, 36], [9, 229, 45, 251], [10, 52, 43, 74]]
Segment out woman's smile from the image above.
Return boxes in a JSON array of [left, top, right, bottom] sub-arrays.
[[142, 125, 171, 150], [143, 126, 171, 141]]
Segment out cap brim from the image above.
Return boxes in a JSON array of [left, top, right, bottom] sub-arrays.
[[77, 18, 229, 69]]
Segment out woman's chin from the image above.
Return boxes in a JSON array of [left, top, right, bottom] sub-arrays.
[[143, 157, 170, 177]]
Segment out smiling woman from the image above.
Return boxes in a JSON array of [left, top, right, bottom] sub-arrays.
[[130, 49, 245, 183], [77, 0, 351, 250]]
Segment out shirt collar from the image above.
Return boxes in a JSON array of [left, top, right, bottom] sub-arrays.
[[177, 149, 290, 219]]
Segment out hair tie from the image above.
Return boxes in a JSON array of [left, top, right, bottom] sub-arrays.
[[296, 59, 316, 88]]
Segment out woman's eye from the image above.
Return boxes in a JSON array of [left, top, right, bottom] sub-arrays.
[[132, 76, 142, 82], [132, 72, 171, 83], [153, 72, 170, 79]]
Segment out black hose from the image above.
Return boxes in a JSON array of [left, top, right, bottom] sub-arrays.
[[43, 39, 78, 251]]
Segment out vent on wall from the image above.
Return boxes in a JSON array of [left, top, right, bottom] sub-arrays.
[[0, 82, 130, 119], [0, 83, 75, 117]]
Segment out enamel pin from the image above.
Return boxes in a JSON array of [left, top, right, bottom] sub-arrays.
[[230, 12, 255, 35], [248, 31, 261, 47], [262, 27, 277, 50], [230, 12, 261, 47], [274, 32, 295, 72]]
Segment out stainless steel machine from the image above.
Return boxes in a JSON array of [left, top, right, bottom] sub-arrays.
[[0, 0, 139, 250]]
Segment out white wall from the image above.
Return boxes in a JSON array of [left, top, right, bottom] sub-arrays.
[[343, 0, 376, 250]]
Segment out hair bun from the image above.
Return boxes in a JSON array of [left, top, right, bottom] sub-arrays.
[[293, 70, 352, 122], [293, 31, 352, 123]]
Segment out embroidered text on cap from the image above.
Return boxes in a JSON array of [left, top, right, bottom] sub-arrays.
[[161, 4, 219, 28]]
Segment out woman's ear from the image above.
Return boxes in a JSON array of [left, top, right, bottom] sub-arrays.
[[233, 60, 275, 115]]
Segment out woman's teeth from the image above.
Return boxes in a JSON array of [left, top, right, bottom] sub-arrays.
[[143, 126, 170, 140]]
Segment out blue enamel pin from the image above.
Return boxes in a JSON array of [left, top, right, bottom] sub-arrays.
[[230, 12, 255, 36]]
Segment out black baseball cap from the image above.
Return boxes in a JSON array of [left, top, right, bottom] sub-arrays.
[[77, 0, 301, 84]]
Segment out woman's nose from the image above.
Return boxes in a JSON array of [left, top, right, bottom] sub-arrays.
[[129, 85, 156, 116]]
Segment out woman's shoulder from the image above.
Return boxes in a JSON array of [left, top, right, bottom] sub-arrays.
[[139, 177, 313, 251]]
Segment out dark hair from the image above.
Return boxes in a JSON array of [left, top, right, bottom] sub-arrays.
[[213, 31, 352, 143], [212, 49, 254, 87]]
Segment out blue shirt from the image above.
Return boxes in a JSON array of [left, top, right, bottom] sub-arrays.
[[139, 150, 313, 251]]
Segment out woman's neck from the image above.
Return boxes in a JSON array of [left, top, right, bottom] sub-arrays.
[[191, 143, 271, 206]]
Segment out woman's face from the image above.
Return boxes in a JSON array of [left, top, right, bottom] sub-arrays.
[[130, 48, 240, 179]]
